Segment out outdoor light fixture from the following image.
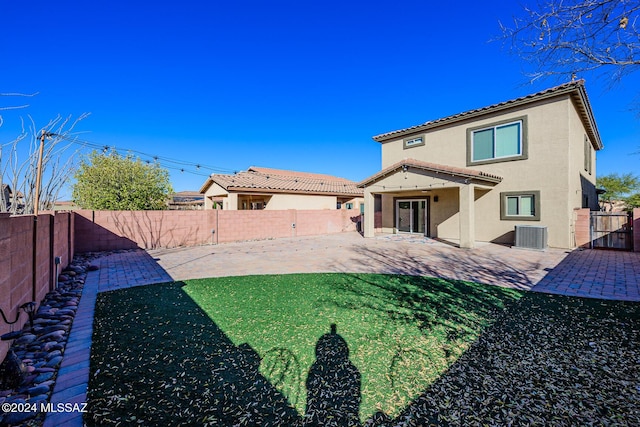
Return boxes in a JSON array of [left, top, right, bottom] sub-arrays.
[[20, 302, 36, 331], [0, 301, 36, 333]]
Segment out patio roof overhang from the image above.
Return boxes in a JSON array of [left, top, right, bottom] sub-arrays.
[[357, 159, 503, 191], [360, 159, 501, 248]]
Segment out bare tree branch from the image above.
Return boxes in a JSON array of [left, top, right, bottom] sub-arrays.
[[0, 92, 38, 111], [500, 0, 640, 86], [1, 112, 90, 214]]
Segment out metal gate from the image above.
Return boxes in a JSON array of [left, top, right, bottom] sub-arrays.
[[590, 212, 633, 250]]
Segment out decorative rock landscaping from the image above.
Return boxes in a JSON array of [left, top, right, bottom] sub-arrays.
[[0, 254, 100, 427]]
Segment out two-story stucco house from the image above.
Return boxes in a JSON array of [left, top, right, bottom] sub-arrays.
[[359, 80, 603, 249]]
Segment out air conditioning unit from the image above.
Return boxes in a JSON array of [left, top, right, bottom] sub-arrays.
[[514, 225, 548, 250]]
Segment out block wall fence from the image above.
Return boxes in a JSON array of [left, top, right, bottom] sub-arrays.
[[0, 212, 74, 362], [2, 208, 638, 362], [73, 209, 362, 252]]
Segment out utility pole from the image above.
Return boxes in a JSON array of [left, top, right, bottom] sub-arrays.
[[33, 131, 55, 216], [32, 131, 53, 301]]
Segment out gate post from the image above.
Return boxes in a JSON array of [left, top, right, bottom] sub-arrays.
[[574, 208, 591, 249], [634, 208, 640, 252]]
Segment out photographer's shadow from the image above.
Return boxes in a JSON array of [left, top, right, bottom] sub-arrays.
[[303, 324, 361, 427]]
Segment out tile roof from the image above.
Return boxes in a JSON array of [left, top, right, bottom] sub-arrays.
[[172, 191, 203, 198], [358, 158, 503, 187], [373, 80, 602, 150], [200, 166, 363, 196]]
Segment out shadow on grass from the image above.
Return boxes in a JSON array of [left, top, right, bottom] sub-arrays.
[[378, 292, 640, 426], [87, 282, 301, 426], [324, 273, 523, 347], [87, 274, 523, 426], [306, 324, 361, 427], [88, 282, 365, 427]]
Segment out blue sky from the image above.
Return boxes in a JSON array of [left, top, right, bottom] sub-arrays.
[[1, 0, 639, 198]]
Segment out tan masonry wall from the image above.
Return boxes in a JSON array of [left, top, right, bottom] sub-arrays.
[[74, 209, 362, 252], [0, 212, 73, 363], [574, 208, 591, 249]]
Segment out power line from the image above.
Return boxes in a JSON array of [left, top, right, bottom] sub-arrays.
[[55, 134, 236, 178]]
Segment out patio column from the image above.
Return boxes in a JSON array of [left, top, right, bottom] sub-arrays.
[[363, 188, 375, 238], [459, 184, 475, 249], [226, 193, 238, 210]]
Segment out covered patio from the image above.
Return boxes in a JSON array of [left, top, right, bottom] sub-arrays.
[[359, 159, 503, 249]]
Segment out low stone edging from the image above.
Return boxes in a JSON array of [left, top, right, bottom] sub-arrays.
[[0, 254, 102, 426]]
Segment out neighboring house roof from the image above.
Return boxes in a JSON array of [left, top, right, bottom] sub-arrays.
[[200, 166, 363, 196], [171, 191, 204, 201], [168, 191, 204, 209], [2, 184, 24, 203], [51, 200, 80, 211], [358, 158, 503, 187], [1, 184, 23, 198], [373, 80, 603, 150]]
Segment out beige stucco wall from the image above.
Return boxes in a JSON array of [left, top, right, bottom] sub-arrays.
[[203, 182, 229, 209], [375, 170, 467, 235], [264, 194, 338, 210], [268, 195, 362, 211], [338, 197, 365, 212], [377, 183, 490, 241], [374, 94, 596, 248], [204, 182, 362, 210], [568, 97, 598, 237]]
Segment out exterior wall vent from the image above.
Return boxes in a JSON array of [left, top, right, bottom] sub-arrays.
[[514, 225, 548, 250]]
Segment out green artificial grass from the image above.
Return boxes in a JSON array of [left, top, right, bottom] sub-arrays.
[[183, 273, 523, 416], [87, 273, 522, 426]]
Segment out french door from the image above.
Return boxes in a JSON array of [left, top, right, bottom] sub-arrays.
[[396, 199, 427, 234]]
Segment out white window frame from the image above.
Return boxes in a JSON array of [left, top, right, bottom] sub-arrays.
[[584, 136, 592, 175], [403, 135, 425, 149]]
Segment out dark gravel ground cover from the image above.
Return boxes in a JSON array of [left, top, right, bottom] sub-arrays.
[[393, 292, 640, 426], [86, 274, 639, 426]]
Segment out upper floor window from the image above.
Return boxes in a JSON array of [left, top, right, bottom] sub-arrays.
[[467, 116, 528, 166], [584, 136, 592, 175], [403, 135, 425, 149]]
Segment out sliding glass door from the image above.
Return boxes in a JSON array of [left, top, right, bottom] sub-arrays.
[[396, 199, 427, 234]]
